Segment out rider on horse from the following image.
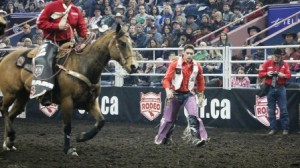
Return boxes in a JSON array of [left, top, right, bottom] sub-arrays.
[[31, 0, 89, 106]]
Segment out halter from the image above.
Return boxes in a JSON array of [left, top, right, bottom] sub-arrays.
[[108, 35, 131, 66]]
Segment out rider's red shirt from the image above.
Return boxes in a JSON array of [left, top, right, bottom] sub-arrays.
[[37, 0, 88, 42]]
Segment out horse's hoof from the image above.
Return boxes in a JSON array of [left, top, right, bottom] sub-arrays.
[[3, 141, 17, 151], [76, 132, 86, 142], [67, 148, 78, 156]]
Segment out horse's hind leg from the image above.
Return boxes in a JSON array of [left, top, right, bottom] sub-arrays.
[[3, 92, 29, 150], [0, 93, 17, 150], [76, 98, 105, 142]]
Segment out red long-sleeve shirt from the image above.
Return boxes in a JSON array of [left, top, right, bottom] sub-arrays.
[[163, 59, 205, 92], [37, 0, 87, 42], [259, 59, 291, 86]]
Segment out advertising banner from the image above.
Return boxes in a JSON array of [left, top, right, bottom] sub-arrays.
[[25, 87, 300, 131], [267, 4, 300, 35]]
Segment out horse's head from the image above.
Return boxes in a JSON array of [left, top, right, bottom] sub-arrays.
[[0, 16, 6, 35], [108, 24, 138, 73]]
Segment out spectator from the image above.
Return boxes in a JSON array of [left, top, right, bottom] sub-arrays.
[[215, 31, 232, 47], [161, 17, 172, 32], [144, 15, 161, 34], [100, 6, 114, 27], [172, 5, 185, 22], [114, 4, 126, 15], [252, 45, 266, 60], [149, 58, 167, 87], [229, 14, 244, 31], [32, 28, 43, 44], [35, 0, 45, 12], [88, 7, 102, 28], [135, 5, 148, 26], [246, 25, 262, 45], [143, 38, 162, 60], [206, 0, 223, 15], [16, 2, 26, 13], [149, 6, 162, 26], [169, 20, 183, 47], [5, 2, 16, 14], [222, 2, 234, 25], [185, 13, 199, 31], [131, 23, 148, 48], [199, 14, 212, 30], [23, 38, 35, 48], [281, 31, 297, 45], [231, 66, 250, 88], [282, 47, 300, 73], [26, 2, 37, 13], [240, 0, 255, 15], [193, 41, 210, 61], [184, 26, 198, 45], [18, 24, 33, 43], [246, 1, 265, 22], [111, 13, 124, 30], [137, 62, 153, 86], [147, 25, 163, 44], [244, 55, 259, 85], [162, 25, 172, 39], [233, 5, 244, 20], [101, 62, 115, 86], [159, 5, 173, 25], [124, 7, 136, 24], [211, 11, 225, 33]]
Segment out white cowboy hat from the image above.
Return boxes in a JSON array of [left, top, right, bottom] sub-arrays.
[[91, 24, 99, 30], [0, 10, 7, 15], [99, 25, 109, 32]]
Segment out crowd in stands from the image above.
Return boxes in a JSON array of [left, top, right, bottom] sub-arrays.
[[0, 0, 299, 88]]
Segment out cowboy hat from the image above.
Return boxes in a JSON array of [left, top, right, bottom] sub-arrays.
[[185, 14, 197, 20], [99, 25, 109, 32], [273, 48, 282, 57], [281, 31, 296, 39], [247, 26, 261, 35], [0, 10, 7, 15]]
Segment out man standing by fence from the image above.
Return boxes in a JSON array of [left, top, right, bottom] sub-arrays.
[[154, 44, 208, 146], [259, 48, 291, 135]]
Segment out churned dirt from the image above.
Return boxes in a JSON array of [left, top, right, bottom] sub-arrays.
[[0, 118, 300, 168]]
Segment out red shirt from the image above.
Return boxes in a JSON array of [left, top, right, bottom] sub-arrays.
[[163, 59, 205, 92], [259, 59, 291, 86], [37, 0, 87, 42]]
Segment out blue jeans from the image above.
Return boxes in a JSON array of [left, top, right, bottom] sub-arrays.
[[267, 86, 289, 130]]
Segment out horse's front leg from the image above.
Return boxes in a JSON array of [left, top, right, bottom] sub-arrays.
[[61, 97, 77, 156], [76, 98, 105, 142]]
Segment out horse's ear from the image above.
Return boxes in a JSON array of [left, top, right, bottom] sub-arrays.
[[116, 24, 121, 34]]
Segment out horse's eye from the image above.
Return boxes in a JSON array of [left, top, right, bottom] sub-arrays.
[[119, 41, 126, 48]]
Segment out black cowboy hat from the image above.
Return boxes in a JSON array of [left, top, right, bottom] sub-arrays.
[[273, 48, 283, 57], [247, 26, 261, 35], [185, 13, 198, 20], [281, 31, 297, 39]]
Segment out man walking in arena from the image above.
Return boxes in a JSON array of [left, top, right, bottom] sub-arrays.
[[30, 0, 89, 106], [154, 44, 208, 146]]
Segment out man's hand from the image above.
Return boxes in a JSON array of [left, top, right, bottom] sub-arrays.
[[197, 91, 205, 107], [59, 23, 69, 30], [278, 72, 286, 78], [165, 88, 173, 99], [267, 71, 273, 77]]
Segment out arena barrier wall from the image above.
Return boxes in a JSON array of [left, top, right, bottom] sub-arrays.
[[24, 87, 300, 131]]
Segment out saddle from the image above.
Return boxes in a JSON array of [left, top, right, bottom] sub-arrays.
[[15, 32, 96, 72]]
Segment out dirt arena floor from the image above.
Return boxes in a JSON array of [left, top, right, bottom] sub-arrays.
[[0, 118, 300, 168]]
